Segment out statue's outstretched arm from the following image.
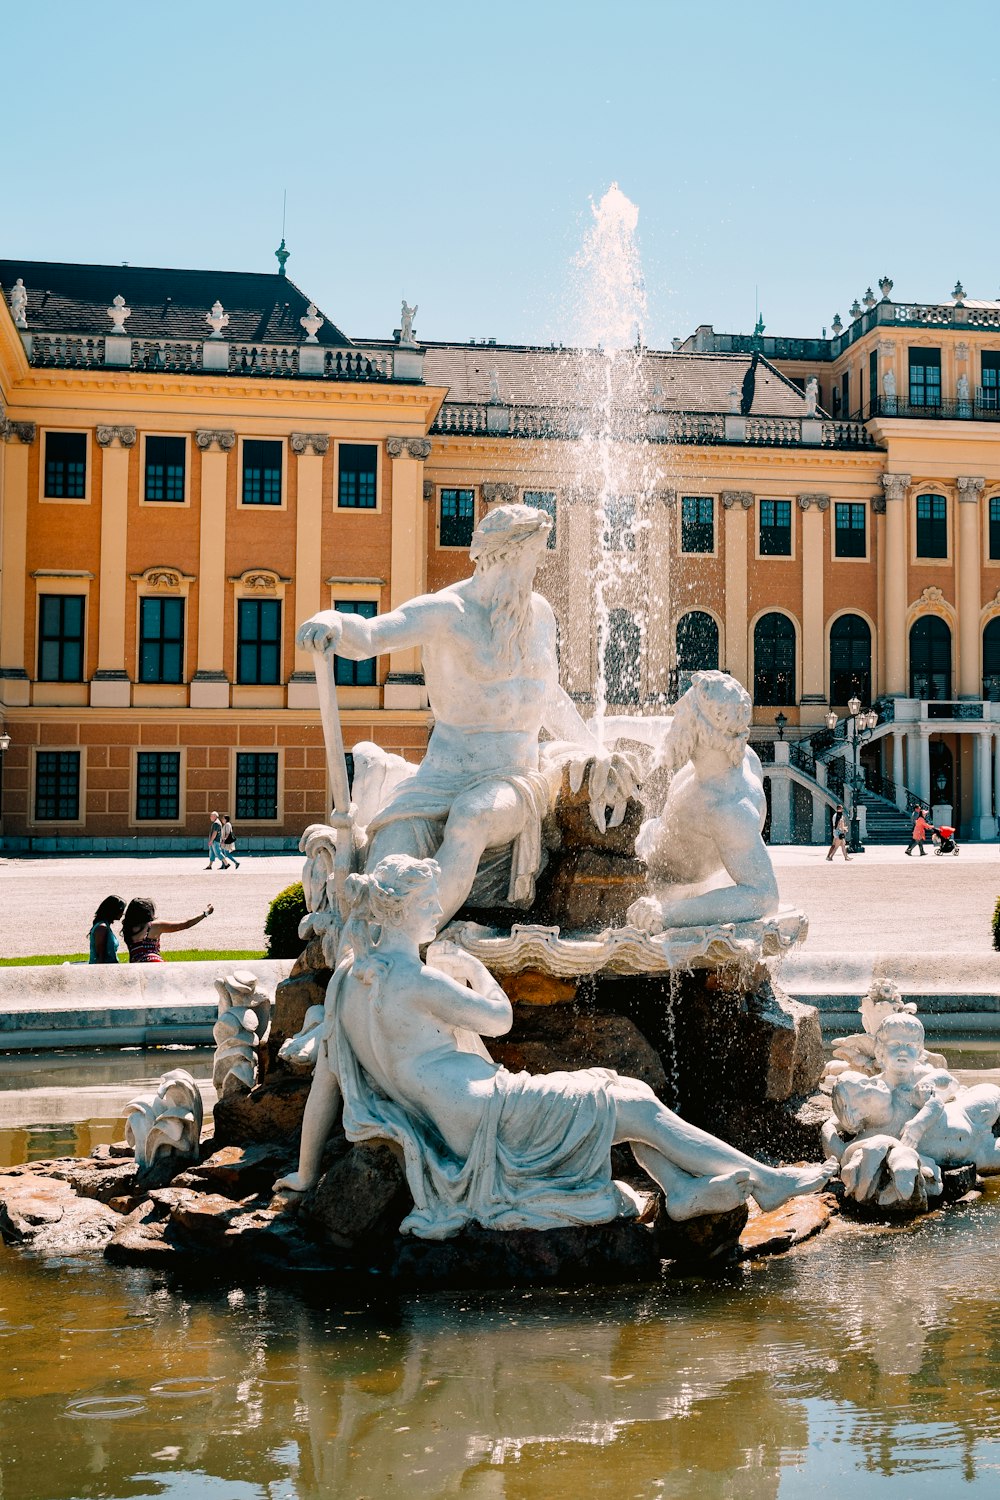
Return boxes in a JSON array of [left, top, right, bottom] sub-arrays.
[[297, 597, 441, 662]]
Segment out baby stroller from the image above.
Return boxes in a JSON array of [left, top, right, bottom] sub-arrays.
[[931, 824, 959, 855]]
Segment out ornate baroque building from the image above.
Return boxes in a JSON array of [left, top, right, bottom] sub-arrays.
[[2, 259, 999, 846]]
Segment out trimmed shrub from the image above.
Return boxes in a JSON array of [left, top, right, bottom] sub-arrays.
[[993, 895, 1000, 952], [265, 881, 307, 959]]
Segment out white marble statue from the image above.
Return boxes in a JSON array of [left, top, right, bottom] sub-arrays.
[[124, 1068, 204, 1176], [300, 302, 324, 342], [882, 366, 896, 400], [957, 371, 971, 402], [212, 972, 272, 1097], [824, 976, 945, 1084], [822, 1011, 1000, 1212], [107, 293, 131, 334], [296, 504, 638, 930], [399, 299, 418, 346], [274, 855, 831, 1234], [804, 375, 818, 416], [8, 277, 27, 328], [205, 300, 230, 338], [626, 671, 779, 931]]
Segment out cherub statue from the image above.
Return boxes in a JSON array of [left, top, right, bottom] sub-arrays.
[[275, 854, 831, 1234], [626, 671, 779, 931], [824, 976, 945, 1083], [822, 1011, 1000, 1213]]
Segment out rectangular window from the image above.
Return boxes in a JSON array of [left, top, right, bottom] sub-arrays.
[[135, 751, 180, 821], [603, 496, 635, 552], [990, 496, 1000, 560], [44, 432, 87, 499], [759, 499, 792, 556], [681, 496, 714, 553], [869, 350, 878, 415], [144, 436, 186, 502], [235, 751, 278, 821], [37, 594, 85, 681], [439, 488, 475, 549], [338, 444, 378, 508], [241, 439, 283, 506], [916, 494, 948, 558], [842, 371, 850, 418], [834, 502, 867, 558], [334, 600, 377, 686], [909, 348, 942, 408], [981, 352, 1000, 410], [139, 597, 184, 683], [237, 598, 282, 684], [34, 750, 80, 821], [523, 491, 557, 548]]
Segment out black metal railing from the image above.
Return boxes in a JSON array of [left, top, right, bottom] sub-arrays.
[[864, 769, 923, 815], [865, 395, 1000, 422]]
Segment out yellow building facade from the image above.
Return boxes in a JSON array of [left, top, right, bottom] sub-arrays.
[[2, 260, 999, 846]]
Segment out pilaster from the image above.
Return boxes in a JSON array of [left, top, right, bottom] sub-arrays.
[[91, 426, 135, 707], [881, 473, 910, 696], [721, 491, 752, 689], [385, 437, 431, 708], [191, 429, 235, 708], [288, 433, 329, 707], [797, 494, 829, 720], [957, 476, 985, 698], [0, 420, 36, 704]]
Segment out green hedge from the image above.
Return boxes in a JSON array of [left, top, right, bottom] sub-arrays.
[[993, 895, 1000, 952], [265, 881, 308, 959]]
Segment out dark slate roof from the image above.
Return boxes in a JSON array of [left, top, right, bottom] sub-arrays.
[[418, 342, 812, 416], [0, 259, 352, 346]]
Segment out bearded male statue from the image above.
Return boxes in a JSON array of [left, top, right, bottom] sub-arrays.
[[296, 503, 638, 930]]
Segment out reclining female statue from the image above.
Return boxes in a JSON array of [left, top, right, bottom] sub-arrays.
[[275, 854, 831, 1239]]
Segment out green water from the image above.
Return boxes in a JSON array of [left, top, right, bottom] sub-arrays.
[[3, 1055, 1000, 1498]]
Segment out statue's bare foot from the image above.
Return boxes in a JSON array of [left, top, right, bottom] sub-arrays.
[[750, 1159, 835, 1213], [665, 1168, 752, 1221], [273, 1171, 312, 1197]]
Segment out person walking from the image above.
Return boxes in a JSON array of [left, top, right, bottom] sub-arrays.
[[826, 804, 851, 861], [122, 898, 214, 963], [906, 807, 932, 857], [205, 811, 231, 870], [220, 813, 240, 869], [88, 895, 126, 963]]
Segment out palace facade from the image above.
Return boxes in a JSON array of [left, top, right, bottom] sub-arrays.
[[1, 258, 999, 847]]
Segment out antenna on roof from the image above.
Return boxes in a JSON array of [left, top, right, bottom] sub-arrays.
[[275, 189, 290, 277]]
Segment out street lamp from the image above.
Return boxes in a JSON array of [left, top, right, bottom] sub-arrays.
[[0, 733, 9, 753], [774, 711, 787, 741], [826, 700, 878, 852]]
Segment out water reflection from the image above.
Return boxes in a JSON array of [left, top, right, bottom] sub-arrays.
[[3, 1181, 1000, 1498]]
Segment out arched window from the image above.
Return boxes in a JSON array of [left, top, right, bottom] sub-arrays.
[[604, 609, 641, 705], [909, 615, 952, 700], [675, 610, 719, 697], [983, 617, 1000, 701], [753, 613, 796, 706], [829, 614, 872, 705]]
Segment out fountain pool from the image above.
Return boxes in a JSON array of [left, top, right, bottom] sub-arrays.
[[3, 1052, 1000, 1499]]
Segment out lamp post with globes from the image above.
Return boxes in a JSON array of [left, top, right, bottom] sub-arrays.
[[826, 697, 878, 852]]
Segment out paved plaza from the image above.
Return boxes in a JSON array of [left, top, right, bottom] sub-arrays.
[[0, 843, 998, 962]]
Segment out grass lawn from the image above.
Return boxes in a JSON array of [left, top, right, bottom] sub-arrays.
[[0, 950, 268, 966]]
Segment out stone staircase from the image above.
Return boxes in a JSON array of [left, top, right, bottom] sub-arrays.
[[855, 787, 916, 845]]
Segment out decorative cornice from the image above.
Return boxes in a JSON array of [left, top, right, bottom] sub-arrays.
[[95, 424, 136, 449], [721, 490, 753, 510], [289, 432, 329, 456], [195, 429, 236, 452], [796, 493, 830, 511], [128, 566, 196, 591], [918, 586, 947, 607], [481, 481, 519, 503], [877, 340, 896, 356], [1, 418, 36, 444], [386, 436, 432, 460], [957, 475, 986, 503], [882, 472, 911, 502], [228, 568, 290, 592]]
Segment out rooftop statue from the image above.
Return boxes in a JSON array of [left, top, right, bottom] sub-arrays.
[[627, 671, 780, 931], [8, 277, 27, 328], [823, 1010, 1000, 1213], [296, 503, 637, 932], [274, 855, 832, 1232], [399, 299, 418, 346]]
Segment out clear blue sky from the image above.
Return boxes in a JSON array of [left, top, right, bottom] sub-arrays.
[[7, 0, 1000, 349]]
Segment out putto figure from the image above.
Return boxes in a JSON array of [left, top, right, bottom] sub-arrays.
[[296, 504, 637, 928], [627, 671, 779, 931], [275, 855, 832, 1234]]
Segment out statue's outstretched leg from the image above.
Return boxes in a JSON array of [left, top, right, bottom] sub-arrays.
[[614, 1094, 833, 1213], [274, 1041, 342, 1196], [629, 1141, 752, 1220]]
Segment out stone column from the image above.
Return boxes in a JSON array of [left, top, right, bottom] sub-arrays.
[[994, 734, 1000, 840], [976, 729, 994, 838], [0, 419, 36, 704], [798, 494, 829, 722], [892, 730, 906, 808], [287, 433, 329, 709], [915, 727, 931, 805], [191, 430, 234, 708], [385, 437, 431, 709], [882, 473, 911, 696], [811, 761, 828, 843], [722, 491, 752, 689], [91, 425, 136, 707], [769, 741, 793, 843], [957, 476, 985, 698]]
